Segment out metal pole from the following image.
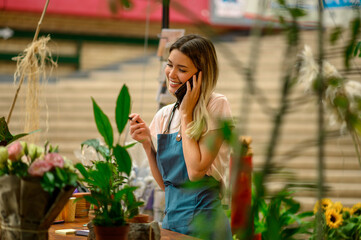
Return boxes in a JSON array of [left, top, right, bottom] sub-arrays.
[[162, 0, 170, 29]]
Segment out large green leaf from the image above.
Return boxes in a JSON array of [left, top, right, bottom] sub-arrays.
[[75, 163, 89, 179], [83, 195, 100, 207], [81, 139, 110, 159], [0, 117, 40, 146], [92, 98, 113, 148], [41, 172, 55, 193], [81, 139, 100, 150], [92, 162, 112, 189], [115, 85, 131, 135], [113, 144, 131, 176], [0, 117, 13, 146]]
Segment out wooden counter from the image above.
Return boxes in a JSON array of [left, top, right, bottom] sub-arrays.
[[49, 218, 199, 240]]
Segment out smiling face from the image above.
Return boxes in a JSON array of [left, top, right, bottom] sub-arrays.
[[165, 49, 198, 95]]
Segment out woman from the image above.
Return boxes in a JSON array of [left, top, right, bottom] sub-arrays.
[[129, 34, 233, 239]]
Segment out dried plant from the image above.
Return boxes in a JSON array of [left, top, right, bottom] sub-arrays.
[[298, 45, 361, 167], [11, 36, 57, 140], [6, 0, 56, 143]]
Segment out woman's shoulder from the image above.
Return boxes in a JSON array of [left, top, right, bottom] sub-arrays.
[[207, 92, 231, 109], [154, 103, 176, 119]]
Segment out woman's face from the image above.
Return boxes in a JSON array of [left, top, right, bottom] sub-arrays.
[[165, 49, 198, 95]]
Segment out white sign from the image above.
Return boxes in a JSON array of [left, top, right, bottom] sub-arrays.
[[214, 0, 247, 18]]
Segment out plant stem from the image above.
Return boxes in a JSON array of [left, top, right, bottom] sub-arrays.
[[316, 1, 325, 239], [7, 0, 50, 125], [33, 0, 50, 42]]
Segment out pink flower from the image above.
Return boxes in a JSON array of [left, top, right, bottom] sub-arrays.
[[28, 159, 52, 177], [44, 153, 64, 168], [7, 141, 23, 161]]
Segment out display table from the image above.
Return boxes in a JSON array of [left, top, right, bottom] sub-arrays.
[[49, 218, 199, 240]]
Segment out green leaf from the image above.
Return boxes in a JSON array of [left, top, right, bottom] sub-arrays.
[[354, 41, 361, 57], [92, 162, 112, 189], [113, 145, 132, 176], [41, 171, 55, 193], [124, 142, 137, 149], [113, 188, 127, 202], [0, 117, 14, 146], [68, 172, 78, 186], [333, 95, 349, 109], [120, 0, 132, 9], [55, 167, 66, 182], [297, 211, 314, 219], [81, 139, 100, 150], [289, 8, 307, 18], [83, 195, 100, 207], [330, 27, 343, 45], [115, 85, 131, 135], [81, 139, 110, 159], [75, 163, 89, 179], [92, 98, 114, 148]]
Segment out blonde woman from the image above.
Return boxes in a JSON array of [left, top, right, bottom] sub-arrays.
[[130, 34, 233, 239]]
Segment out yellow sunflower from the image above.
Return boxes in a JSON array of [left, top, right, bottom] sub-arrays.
[[313, 198, 333, 214], [332, 202, 343, 213], [341, 207, 352, 219], [325, 208, 343, 229], [342, 207, 352, 214], [351, 203, 361, 216]]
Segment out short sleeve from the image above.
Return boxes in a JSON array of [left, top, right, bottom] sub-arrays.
[[149, 104, 175, 137], [207, 93, 233, 131]]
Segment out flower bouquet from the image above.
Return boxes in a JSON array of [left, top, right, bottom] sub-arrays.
[[0, 121, 78, 240], [311, 198, 361, 239]]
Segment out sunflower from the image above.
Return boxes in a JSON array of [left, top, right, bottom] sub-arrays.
[[351, 203, 361, 216], [325, 208, 343, 229], [342, 207, 352, 219], [313, 198, 333, 214], [332, 202, 343, 213]]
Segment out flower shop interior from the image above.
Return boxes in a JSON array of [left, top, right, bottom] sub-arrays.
[[1, 0, 361, 239]]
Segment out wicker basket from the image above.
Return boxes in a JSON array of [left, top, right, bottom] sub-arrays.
[[72, 192, 91, 218]]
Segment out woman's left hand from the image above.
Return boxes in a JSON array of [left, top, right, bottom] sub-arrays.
[[179, 71, 202, 119]]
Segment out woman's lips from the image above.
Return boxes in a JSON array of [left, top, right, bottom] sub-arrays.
[[169, 80, 182, 88]]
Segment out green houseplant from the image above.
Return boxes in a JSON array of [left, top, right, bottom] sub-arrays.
[[75, 85, 143, 240]]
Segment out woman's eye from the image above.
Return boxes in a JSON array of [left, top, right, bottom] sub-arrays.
[[179, 69, 186, 73], [166, 63, 173, 68]]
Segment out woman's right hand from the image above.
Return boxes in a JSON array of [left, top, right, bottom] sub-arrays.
[[129, 113, 151, 146]]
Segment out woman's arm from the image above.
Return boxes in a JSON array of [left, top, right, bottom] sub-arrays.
[[181, 125, 223, 182], [129, 114, 165, 190], [179, 72, 224, 181]]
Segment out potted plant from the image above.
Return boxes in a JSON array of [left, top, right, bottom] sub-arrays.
[[75, 85, 143, 240], [0, 119, 78, 239]]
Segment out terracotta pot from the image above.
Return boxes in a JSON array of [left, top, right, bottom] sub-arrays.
[[94, 224, 129, 240], [127, 214, 150, 223]]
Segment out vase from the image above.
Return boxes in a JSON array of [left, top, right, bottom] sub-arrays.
[[94, 225, 130, 240], [0, 175, 75, 240]]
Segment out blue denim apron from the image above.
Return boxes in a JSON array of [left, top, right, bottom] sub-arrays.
[[156, 125, 232, 239]]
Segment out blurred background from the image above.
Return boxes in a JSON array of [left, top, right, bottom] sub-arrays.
[[1, 0, 361, 214]]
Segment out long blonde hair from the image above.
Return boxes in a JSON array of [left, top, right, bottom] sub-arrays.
[[170, 34, 219, 140]]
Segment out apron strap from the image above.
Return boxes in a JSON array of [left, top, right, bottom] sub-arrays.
[[163, 102, 179, 134]]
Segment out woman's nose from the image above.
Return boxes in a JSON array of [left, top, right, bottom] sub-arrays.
[[169, 69, 176, 79]]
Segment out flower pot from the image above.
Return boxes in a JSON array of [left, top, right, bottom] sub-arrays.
[[127, 214, 150, 223], [94, 224, 130, 240], [0, 175, 75, 240]]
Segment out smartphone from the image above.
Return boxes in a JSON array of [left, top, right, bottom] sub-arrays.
[[175, 72, 199, 104]]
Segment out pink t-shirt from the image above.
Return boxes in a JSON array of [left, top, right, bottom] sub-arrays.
[[149, 92, 233, 184]]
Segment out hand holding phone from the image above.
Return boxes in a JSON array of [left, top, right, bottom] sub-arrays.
[[175, 72, 199, 104]]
